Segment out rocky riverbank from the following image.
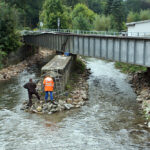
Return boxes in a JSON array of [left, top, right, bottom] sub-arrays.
[[128, 71, 150, 128], [0, 49, 55, 81], [21, 59, 90, 114]]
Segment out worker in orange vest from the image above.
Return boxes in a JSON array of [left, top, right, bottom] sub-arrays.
[[43, 76, 54, 102]]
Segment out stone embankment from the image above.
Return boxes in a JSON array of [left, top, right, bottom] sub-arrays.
[[0, 49, 55, 80], [129, 71, 150, 128], [21, 67, 90, 114]]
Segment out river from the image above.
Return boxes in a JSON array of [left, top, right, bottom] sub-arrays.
[[0, 59, 150, 150]]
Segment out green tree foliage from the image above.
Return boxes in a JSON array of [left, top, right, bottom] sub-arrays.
[[62, 0, 85, 8], [72, 3, 95, 30], [40, 0, 71, 29], [127, 11, 140, 22], [104, 0, 114, 15], [111, 0, 125, 31], [0, 2, 21, 67], [127, 9, 150, 22], [140, 9, 150, 20], [125, 0, 142, 12], [125, 0, 150, 12], [0, 2, 21, 53], [94, 15, 111, 31], [3, 0, 44, 28], [86, 0, 103, 14]]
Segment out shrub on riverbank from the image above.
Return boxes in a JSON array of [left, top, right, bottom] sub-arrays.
[[115, 62, 147, 74], [74, 58, 86, 74]]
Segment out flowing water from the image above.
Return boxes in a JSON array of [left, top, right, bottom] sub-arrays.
[[0, 59, 150, 150]]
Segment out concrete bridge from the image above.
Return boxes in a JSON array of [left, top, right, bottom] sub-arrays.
[[23, 31, 150, 67]]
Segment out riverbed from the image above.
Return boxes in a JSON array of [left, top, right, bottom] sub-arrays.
[[0, 58, 150, 150]]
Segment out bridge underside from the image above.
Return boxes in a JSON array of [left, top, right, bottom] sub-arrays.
[[23, 33, 150, 67]]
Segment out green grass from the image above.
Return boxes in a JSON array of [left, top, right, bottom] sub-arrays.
[[115, 62, 147, 74]]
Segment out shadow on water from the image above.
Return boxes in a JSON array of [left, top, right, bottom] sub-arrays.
[[0, 58, 150, 150]]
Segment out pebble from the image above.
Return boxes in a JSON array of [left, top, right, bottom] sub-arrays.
[[64, 104, 73, 110]]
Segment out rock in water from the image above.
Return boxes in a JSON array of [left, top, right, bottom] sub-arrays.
[[36, 106, 42, 112], [148, 122, 150, 128], [66, 98, 73, 104], [43, 104, 48, 110], [64, 104, 73, 110], [136, 96, 143, 103]]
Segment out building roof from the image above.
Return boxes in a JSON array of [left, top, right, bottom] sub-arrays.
[[126, 20, 150, 26]]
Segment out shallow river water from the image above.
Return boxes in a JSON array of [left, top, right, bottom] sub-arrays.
[[0, 59, 150, 150]]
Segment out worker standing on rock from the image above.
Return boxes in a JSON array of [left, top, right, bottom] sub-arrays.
[[24, 78, 40, 107], [43, 76, 54, 103]]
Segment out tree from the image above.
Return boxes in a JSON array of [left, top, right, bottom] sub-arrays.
[[125, 0, 142, 12], [127, 9, 150, 23], [127, 11, 140, 22], [111, 0, 125, 31], [94, 15, 111, 31], [0, 2, 21, 67], [72, 3, 95, 30], [104, 0, 114, 15], [86, 0, 103, 14], [125, 0, 150, 12], [40, 0, 71, 29], [140, 9, 150, 20], [2, 0, 44, 28], [62, 0, 85, 8]]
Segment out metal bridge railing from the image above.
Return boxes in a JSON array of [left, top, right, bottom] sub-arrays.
[[22, 29, 150, 37]]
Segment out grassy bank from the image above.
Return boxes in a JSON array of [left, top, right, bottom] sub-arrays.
[[115, 62, 147, 74]]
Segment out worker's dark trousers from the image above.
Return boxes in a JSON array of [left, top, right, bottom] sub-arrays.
[[28, 91, 40, 106]]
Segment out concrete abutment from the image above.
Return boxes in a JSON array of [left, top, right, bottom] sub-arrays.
[[40, 54, 76, 96]]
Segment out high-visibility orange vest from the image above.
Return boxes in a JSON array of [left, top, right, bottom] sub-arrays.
[[43, 77, 54, 91]]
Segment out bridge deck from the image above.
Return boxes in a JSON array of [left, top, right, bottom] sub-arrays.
[[23, 32, 150, 67]]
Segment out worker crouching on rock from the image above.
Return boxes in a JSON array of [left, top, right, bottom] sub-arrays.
[[43, 76, 54, 103], [24, 78, 40, 107]]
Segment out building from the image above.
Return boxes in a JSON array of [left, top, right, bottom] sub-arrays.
[[126, 20, 150, 37]]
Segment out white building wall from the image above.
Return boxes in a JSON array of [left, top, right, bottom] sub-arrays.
[[128, 21, 150, 36]]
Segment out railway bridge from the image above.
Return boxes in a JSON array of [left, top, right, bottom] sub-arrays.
[[23, 30, 150, 67]]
